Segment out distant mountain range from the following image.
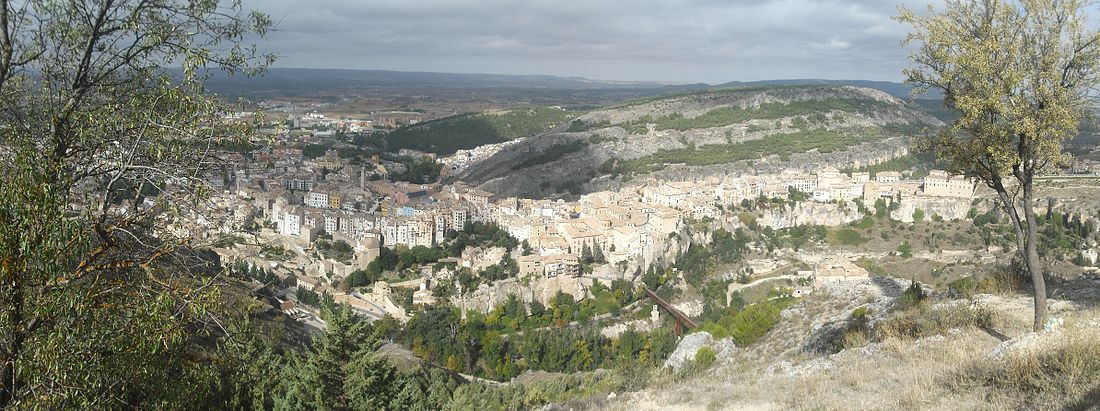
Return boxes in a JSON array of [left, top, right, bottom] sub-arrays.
[[198, 68, 940, 100], [198, 68, 683, 92]]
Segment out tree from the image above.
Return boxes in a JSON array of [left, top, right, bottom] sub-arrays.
[[874, 198, 889, 219], [0, 0, 272, 407], [899, 0, 1100, 330], [277, 306, 445, 411], [898, 241, 913, 258], [278, 306, 373, 409], [593, 245, 607, 263], [528, 299, 546, 320]]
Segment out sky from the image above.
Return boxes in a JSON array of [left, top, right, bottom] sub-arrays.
[[254, 0, 943, 84]]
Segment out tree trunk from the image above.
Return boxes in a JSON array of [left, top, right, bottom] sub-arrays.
[[0, 274, 23, 409], [1021, 182, 1048, 332], [0, 357, 12, 409]]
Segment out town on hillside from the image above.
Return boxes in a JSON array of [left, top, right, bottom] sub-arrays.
[[192, 111, 990, 330]]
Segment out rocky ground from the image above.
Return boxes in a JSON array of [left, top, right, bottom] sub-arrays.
[[579, 274, 1100, 410]]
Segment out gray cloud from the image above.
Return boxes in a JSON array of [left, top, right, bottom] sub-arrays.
[[249, 0, 941, 83]]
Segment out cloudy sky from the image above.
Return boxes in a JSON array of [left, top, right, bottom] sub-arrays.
[[254, 0, 941, 84]]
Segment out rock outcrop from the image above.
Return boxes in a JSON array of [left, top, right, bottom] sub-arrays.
[[760, 201, 865, 229], [892, 195, 973, 223], [663, 331, 737, 371]]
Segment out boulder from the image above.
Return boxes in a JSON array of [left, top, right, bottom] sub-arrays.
[[664, 332, 714, 371]]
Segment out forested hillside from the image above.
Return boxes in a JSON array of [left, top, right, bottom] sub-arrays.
[[385, 107, 578, 154]]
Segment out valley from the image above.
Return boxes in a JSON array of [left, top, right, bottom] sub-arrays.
[[193, 78, 1100, 409]]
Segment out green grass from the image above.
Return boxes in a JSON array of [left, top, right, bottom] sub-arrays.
[[830, 229, 868, 246], [854, 257, 888, 277], [386, 107, 577, 154]]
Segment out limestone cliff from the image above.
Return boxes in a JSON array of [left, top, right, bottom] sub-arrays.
[[892, 195, 973, 223], [760, 202, 865, 229], [458, 85, 943, 199]]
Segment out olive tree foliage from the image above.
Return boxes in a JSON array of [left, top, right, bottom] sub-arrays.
[[897, 0, 1100, 331], [0, 0, 272, 408]]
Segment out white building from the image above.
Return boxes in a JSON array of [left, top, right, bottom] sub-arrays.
[[281, 212, 301, 236], [305, 191, 329, 209]]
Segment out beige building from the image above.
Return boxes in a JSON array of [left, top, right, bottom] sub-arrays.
[[813, 259, 870, 288], [923, 170, 974, 198], [519, 254, 581, 278], [558, 219, 607, 256], [875, 171, 902, 183]]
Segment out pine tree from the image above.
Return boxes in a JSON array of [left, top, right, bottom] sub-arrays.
[[277, 306, 372, 409]]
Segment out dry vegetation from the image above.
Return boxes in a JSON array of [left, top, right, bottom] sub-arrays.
[[597, 275, 1100, 410]]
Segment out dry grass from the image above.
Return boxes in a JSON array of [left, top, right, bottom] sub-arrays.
[[952, 321, 1100, 409], [876, 300, 994, 341], [600, 294, 1100, 411]]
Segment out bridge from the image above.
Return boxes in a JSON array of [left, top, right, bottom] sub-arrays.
[[644, 288, 698, 336]]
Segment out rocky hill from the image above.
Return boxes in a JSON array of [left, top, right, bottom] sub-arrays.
[[456, 85, 943, 199]]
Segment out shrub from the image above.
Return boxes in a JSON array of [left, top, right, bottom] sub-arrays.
[[948, 276, 978, 298], [698, 298, 793, 346], [694, 346, 716, 369], [737, 212, 757, 227], [724, 298, 792, 345], [913, 208, 925, 222], [898, 279, 927, 309], [832, 229, 868, 246], [897, 241, 913, 258], [840, 306, 873, 350], [976, 262, 1031, 294], [877, 302, 993, 340], [853, 216, 875, 229]]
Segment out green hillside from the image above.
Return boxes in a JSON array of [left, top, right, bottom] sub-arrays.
[[385, 107, 578, 155], [601, 125, 920, 177]]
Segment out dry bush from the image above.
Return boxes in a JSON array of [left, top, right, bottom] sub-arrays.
[[876, 301, 993, 341], [954, 328, 1100, 408], [976, 262, 1030, 294]]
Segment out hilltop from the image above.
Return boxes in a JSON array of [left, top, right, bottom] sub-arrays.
[[456, 85, 942, 198]]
